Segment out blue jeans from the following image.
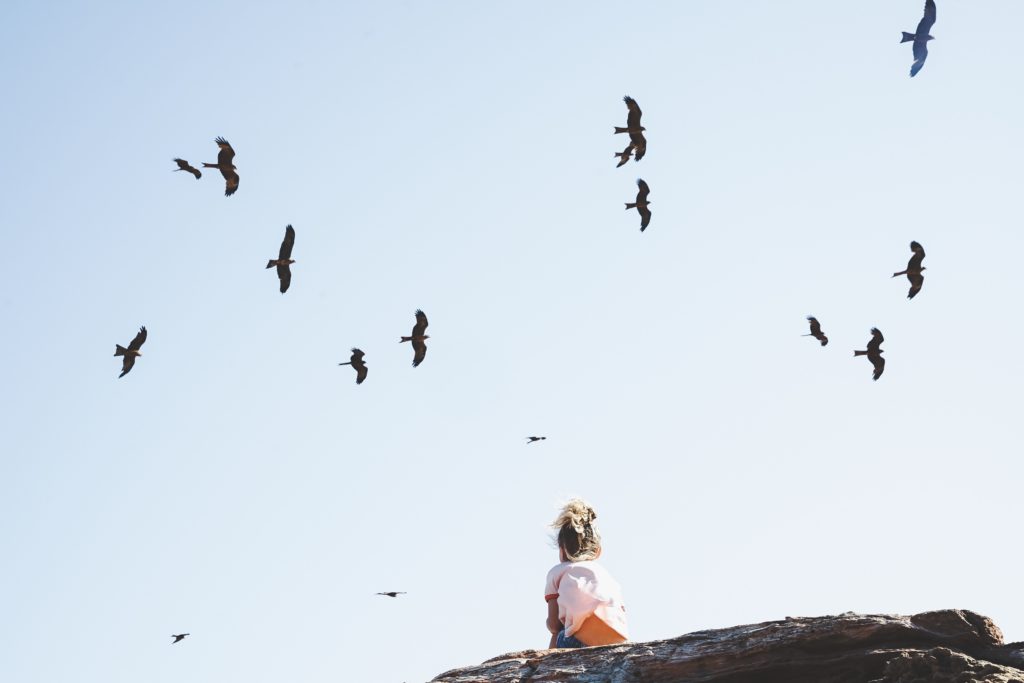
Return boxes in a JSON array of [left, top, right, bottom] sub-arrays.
[[556, 629, 586, 648]]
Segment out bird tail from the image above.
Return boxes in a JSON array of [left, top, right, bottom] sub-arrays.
[[625, 202, 637, 209], [114, 345, 127, 356], [892, 270, 906, 277], [400, 336, 412, 343], [900, 32, 916, 43], [338, 362, 352, 366], [202, 162, 218, 168], [266, 260, 276, 269], [614, 127, 629, 134], [854, 350, 867, 357]]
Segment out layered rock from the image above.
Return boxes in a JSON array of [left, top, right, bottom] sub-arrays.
[[431, 610, 1024, 683]]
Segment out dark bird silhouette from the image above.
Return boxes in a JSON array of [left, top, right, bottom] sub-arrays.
[[202, 137, 239, 196], [376, 592, 406, 598], [266, 225, 295, 294], [625, 179, 652, 231], [172, 158, 201, 179], [171, 634, 189, 644], [901, 0, 937, 77], [526, 436, 547, 444], [114, 326, 147, 378], [854, 328, 885, 381], [803, 316, 829, 346], [614, 96, 646, 161], [614, 143, 634, 168], [400, 310, 429, 367], [892, 240, 926, 299], [338, 348, 368, 384]]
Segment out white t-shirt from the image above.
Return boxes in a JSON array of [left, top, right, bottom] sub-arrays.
[[544, 560, 629, 639]]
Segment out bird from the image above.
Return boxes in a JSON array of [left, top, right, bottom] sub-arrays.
[[901, 0, 937, 77], [400, 310, 429, 367], [526, 436, 547, 444], [202, 136, 239, 196], [803, 316, 829, 346], [266, 225, 295, 294], [625, 179, 652, 231], [114, 326, 147, 378], [171, 634, 189, 644], [614, 96, 646, 161], [892, 241, 926, 300], [376, 592, 406, 598], [854, 328, 885, 381], [338, 348, 368, 384], [172, 158, 201, 179], [613, 143, 634, 168]]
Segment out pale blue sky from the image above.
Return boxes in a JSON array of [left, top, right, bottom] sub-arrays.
[[1, 2, 1022, 682]]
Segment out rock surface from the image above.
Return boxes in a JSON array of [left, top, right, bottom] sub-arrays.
[[431, 610, 1024, 683]]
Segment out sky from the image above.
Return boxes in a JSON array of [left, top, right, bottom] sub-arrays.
[[1, 1, 1022, 681]]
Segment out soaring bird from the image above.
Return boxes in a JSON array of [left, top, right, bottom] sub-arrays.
[[376, 592, 406, 598], [172, 158, 201, 179], [854, 328, 885, 381], [114, 326, 147, 378], [613, 143, 634, 168], [526, 436, 547, 444], [171, 634, 189, 644], [901, 0, 937, 77], [400, 310, 429, 367], [892, 240, 926, 300], [266, 225, 295, 294], [625, 179, 652, 231], [614, 96, 646, 161], [338, 348, 368, 384], [803, 316, 829, 346], [202, 137, 239, 196]]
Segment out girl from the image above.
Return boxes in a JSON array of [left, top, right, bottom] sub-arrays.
[[544, 499, 629, 648]]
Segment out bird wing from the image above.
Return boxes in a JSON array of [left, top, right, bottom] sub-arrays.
[[867, 328, 884, 353], [174, 158, 200, 178], [636, 179, 650, 202], [908, 241, 925, 270], [907, 272, 924, 299], [807, 316, 821, 336], [411, 339, 427, 367], [638, 205, 652, 231], [630, 132, 647, 161], [119, 354, 136, 378], [128, 326, 147, 351], [917, 0, 937, 34], [221, 167, 239, 196], [215, 137, 235, 165], [279, 225, 295, 259], [624, 96, 642, 130], [412, 309, 429, 337], [869, 353, 885, 380], [910, 42, 929, 77], [354, 361, 368, 384], [277, 264, 291, 293]]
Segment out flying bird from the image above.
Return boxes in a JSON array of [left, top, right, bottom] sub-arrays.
[[400, 310, 430, 367], [171, 634, 189, 644], [625, 179, 652, 231], [114, 326, 147, 378], [854, 328, 885, 381], [202, 136, 239, 196], [803, 316, 829, 346], [266, 225, 295, 294], [376, 592, 406, 598], [901, 0, 937, 77], [892, 240, 926, 299], [526, 436, 547, 444], [172, 158, 201, 179], [614, 96, 647, 161], [614, 143, 634, 168], [338, 348, 368, 384]]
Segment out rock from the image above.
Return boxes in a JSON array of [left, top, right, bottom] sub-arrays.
[[430, 610, 1024, 683]]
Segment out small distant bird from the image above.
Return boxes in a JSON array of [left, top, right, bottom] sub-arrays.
[[266, 225, 295, 294], [114, 326, 147, 378], [614, 143, 634, 168], [893, 240, 926, 300], [901, 0, 937, 77], [854, 328, 885, 381], [376, 592, 406, 598], [172, 158, 201, 179], [171, 634, 189, 644], [614, 96, 646, 161], [202, 136, 239, 196], [803, 316, 829, 346], [526, 436, 547, 444], [338, 348, 368, 384], [625, 179, 652, 231], [400, 310, 429, 367]]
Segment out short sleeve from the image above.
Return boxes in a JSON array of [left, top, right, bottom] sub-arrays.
[[544, 563, 565, 602]]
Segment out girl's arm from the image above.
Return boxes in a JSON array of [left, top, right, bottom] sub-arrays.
[[546, 598, 562, 648]]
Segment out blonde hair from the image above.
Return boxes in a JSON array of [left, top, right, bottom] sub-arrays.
[[551, 499, 601, 562]]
